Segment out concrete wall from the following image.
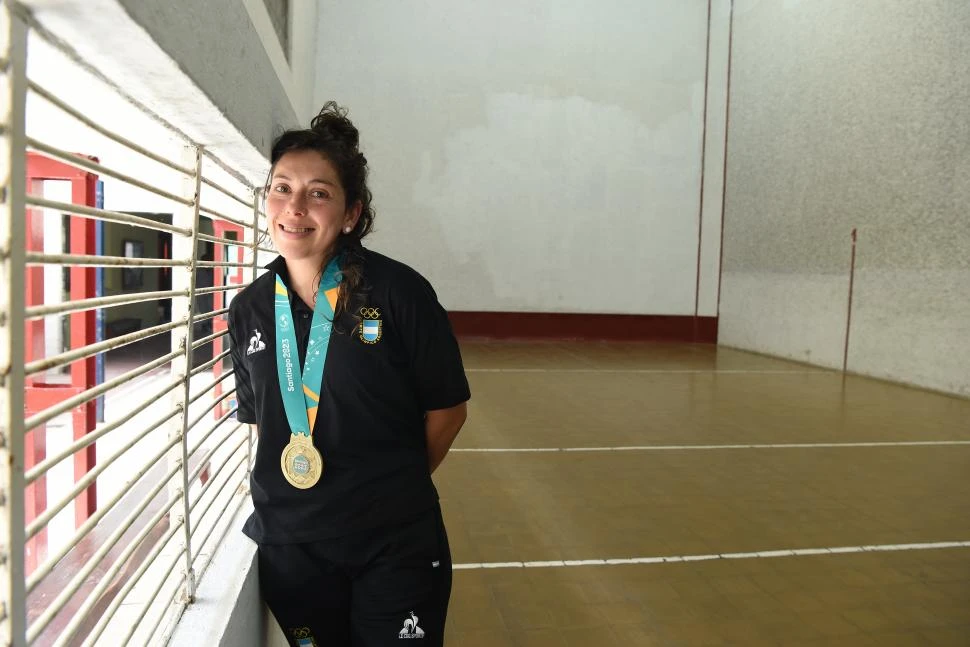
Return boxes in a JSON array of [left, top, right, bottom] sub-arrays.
[[167, 500, 289, 647], [261, 0, 289, 59], [719, 0, 970, 397], [313, 0, 731, 315], [116, 0, 303, 150]]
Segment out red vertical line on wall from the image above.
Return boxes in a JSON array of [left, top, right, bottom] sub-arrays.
[[693, 0, 713, 343], [843, 228, 858, 373], [715, 0, 736, 318]]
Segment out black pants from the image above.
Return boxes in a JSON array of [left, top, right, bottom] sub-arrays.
[[258, 504, 452, 647]]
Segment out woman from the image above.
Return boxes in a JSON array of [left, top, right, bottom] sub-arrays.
[[228, 102, 470, 647]]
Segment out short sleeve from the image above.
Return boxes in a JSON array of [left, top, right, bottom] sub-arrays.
[[395, 273, 471, 412], [228, 303, 258, 424]]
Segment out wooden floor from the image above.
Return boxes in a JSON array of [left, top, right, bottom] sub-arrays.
[[436, 342, 970, 646]]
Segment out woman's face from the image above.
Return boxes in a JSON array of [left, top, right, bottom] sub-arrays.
[[266, 149, 360, 263]]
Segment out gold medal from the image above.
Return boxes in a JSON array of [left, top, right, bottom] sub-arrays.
[[281, 433, 323, 489]]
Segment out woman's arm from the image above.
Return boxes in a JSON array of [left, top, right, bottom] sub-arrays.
[[425, 402, 468, 474]]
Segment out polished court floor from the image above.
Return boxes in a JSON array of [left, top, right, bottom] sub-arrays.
[[436, 342, 970, 646]]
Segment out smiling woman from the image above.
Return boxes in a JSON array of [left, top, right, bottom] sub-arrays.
[[265, 149, 360, 306], [262, 103, 375, 316], [227, 102, 470, 647]]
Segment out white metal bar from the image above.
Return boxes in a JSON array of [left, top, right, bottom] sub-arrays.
[[27, 80, 194, 176], [25, 439, 181, 633], [248, 190, 262, 476], [248, 424, 255, 474], [59, 495, 183, 647], [189, 458, 248, 569], [25, 435, 180, 592], [200, 176, 253, 210], [25, 288, 187, 318], [131, 554, 185, 646], [186, 453, 249, 619], [190, 328, 228, 351], [191, 306, 228, 324], [186, 408, 238, 468], [24, 251, 188, 267], [189, 348, 230, 377], [186, 388, 235, 435], [24, 372, 183, 484], [190, 468, 246, 554], [201, 148, 256, 194], [184, 398, 235, 447], [24, 402, 181, 539], [24, 318, 183, 376], [23, 347, 179, 436], [196, 231, 246, 247], [27, 137, 192, 206], [257, 245, 275, 254], [195, 259, 252, 269], [186, 439, 239, 505], [197, 203, 251, 230], [184, 430, 222, 487], [188, 436, 247, 516], [170, 145, 203, 604], [0, 5, 28, 644], [194, 283, 249, 297], [24, 195, 190, 235], [188, 371, 233, 406], [189, 483, 249, 599], [78, 514, 184, 646]]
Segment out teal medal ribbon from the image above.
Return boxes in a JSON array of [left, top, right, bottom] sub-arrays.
[[274, 256, 341, 488]]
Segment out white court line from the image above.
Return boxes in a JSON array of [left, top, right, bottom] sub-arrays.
[[452, 540, 970, 571], [452, 440, 970, 453], [465, 368, 829, 374]]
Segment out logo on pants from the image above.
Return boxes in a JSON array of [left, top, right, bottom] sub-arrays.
[[398, 611, 425, 639]]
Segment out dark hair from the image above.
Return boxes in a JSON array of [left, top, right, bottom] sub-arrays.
[[266, 101, 375, 329]]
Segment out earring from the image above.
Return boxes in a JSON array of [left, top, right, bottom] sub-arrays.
[[343, 226, 352, 233]]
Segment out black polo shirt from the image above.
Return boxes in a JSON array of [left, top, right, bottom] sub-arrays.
[[228, 249, 470, 544]]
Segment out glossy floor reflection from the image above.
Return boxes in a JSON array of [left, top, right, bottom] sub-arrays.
[[436, 342, 970, 646]]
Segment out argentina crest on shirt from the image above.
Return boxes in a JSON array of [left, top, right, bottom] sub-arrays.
[[359, 306, 382, 344], [289, 626, 317, 647]]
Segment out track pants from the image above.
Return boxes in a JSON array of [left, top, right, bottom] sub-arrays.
[[257, 504, 452, 647]]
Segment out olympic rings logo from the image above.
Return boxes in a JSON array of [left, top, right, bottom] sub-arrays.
[[359, 307, 381, 319], [290, 627, 313, 639]]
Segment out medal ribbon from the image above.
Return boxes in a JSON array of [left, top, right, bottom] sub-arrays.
[[274, 257, 341, 437]]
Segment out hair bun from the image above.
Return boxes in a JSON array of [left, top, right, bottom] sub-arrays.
[[310, 101, 360, 149]]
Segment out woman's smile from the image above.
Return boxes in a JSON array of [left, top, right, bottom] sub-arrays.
[[278, 223, 315, 236]]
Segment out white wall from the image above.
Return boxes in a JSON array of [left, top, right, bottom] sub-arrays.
[[114, 0, 318, 157], [719, 0, 970, 397], [314, 0, 729, 315]]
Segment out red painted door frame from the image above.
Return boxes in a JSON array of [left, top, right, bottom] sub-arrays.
[[212, 222, 244, 418], [25, 152, 99, 575]]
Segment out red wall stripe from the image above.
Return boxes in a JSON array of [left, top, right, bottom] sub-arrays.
[[448, 312, 718, 343]]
